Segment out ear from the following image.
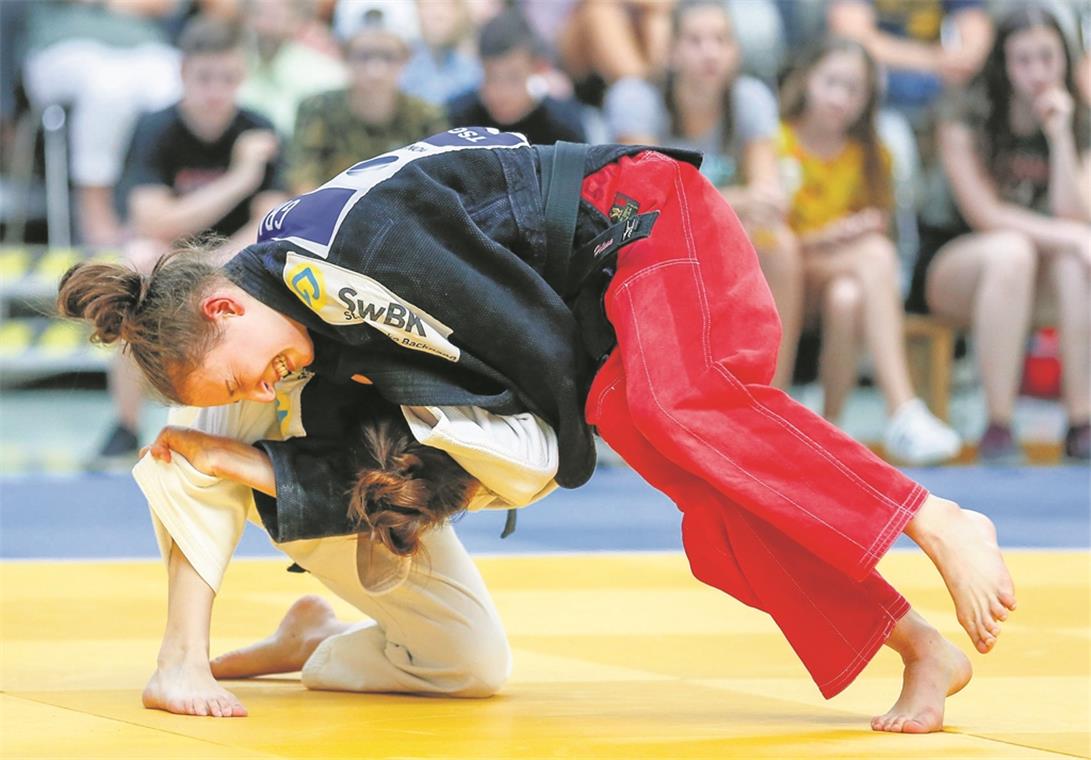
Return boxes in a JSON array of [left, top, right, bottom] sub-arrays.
[[199, 292, 246, 322]]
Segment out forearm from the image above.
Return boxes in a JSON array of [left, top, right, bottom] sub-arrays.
[[798, 210, 884, 251], [974, 201, 1089, 251], [1048, 136, 1091, 221], [157, 541, 216, 666], [225, 192, 288, 252], [210, 439, 277, 498], [863, 34, 943, 73], [134, 170, 261, 241], [830, 3, 939, 72]]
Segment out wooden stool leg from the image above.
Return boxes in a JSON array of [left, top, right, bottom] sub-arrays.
[[929, 328, 953, 422]]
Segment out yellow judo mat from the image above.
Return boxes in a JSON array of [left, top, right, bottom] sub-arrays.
[[1, 550, 1088, 759]]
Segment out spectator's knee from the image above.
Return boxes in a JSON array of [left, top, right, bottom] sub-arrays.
[[823, 276, 863, 322], [984, 231, 1037, 291], [853, 233, 899, 284]]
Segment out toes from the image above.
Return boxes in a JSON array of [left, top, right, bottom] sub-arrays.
[[901, 718, 932, 734], [990, 601, 1009, 621], [1000, 591, 1017, 611], [888, 716, 907, 733]]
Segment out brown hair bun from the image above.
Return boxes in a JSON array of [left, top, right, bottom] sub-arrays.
[[347, 418, 478, 556]]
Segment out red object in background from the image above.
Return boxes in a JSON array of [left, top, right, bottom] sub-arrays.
[[1021, 327, 1062, 399]]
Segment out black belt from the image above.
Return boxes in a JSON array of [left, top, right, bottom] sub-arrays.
[[500, 143, 658, 541], [537, 140, 589, 292]]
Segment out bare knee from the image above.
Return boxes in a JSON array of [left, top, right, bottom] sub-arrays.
[[822, 275, 864, 323], [981, 231, 1037, 294], [851, 233, 899, 286]]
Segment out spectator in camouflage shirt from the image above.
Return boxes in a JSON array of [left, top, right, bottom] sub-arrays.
[[285, 4, 448, 194]]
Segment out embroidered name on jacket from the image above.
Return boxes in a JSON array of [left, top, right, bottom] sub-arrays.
[[283, 251, 461, 362]]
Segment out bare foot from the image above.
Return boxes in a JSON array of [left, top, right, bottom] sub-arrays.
[[142, 661, 247, 717], [873, 610, 972, 733], [211, 595, 351, 679], [905, 496, 1016, 653]]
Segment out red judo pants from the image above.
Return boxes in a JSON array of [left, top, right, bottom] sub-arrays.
[[583, 152, 927, 698]]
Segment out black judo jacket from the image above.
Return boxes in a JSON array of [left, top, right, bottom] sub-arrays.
[[225, 128, 699, 490]]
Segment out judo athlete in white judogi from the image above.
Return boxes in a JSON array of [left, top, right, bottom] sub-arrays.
[[133, 369, 557, 715]]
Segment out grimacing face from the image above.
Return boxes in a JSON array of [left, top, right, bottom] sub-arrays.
[[1005, 25, 1067, 103], [178, 289, 314, 407]]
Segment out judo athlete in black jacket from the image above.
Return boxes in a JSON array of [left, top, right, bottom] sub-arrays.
[[60, 128, 1015, 732]]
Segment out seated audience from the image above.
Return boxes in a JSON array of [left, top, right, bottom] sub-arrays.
[[94, 16, 287, 467], [778, 37, 961, 464], [605, 0, 801, 389], [286, 5, 447, 195], [908, 5, 1090, 462], [401, 0, 482, 106], [446, 9, 586, 145], [21, 0, 183, 245], [828, 0, 993, 119], [238, 0, 348, 137]]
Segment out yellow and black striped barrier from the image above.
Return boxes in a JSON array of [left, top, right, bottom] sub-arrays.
[[0, 246, 121, 380]]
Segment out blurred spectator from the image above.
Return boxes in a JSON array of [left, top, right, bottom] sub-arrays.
[[401, 0, 483, 106], [828, 0, 993, 119], [447, 9, 586, 145], [726, 0, 787, 86], [605, 0, 801, 389], [524, 0, 673, 102], [335, 0, 420, 41], [21, 0, 184, 246], [95, 16, 287, 467], [778, 37, 960, 464], [238, 0, 348, 137], [287, 2, 447, 193], [908, 5, 1091, 462], [199, 0, 343, 58]]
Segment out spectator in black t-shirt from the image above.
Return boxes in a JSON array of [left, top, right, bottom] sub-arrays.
[[446, 9, 586, 146], [117, 18, 286, 251], [93, 16, 288, 470]]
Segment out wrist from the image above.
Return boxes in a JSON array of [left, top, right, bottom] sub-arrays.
[[229, 163, 264, 191], [1044, 123, 1073, 144]]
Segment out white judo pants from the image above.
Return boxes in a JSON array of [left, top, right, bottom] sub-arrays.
[[131, 389, 511, 698]]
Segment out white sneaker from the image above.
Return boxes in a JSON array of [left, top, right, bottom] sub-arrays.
[[883, 398, 962, 466]]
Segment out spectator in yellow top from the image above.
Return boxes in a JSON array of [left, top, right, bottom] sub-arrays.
[[778, 37, 961, 465]]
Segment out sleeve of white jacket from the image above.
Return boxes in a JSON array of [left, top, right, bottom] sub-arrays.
[[132, 453, 252, 592], [400, 405, 559, 510]]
